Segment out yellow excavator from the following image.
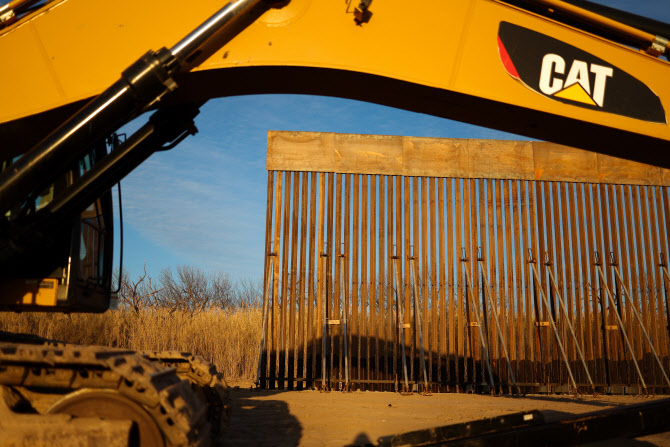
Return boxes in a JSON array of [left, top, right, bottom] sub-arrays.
[[1, 0, 670, 445]]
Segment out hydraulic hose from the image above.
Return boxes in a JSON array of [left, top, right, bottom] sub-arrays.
[[0, 0, 267, 215]]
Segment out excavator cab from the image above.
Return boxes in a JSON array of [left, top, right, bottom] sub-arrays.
[[0, 142, 114, 313]]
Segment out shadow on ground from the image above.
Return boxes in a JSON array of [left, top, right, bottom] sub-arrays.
[[222, 387, 670, 447], [345, 433, 376, 447], [222, 389, 302, 447]]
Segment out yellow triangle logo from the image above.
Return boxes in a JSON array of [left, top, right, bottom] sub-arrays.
[[554, 83, 597, 106]]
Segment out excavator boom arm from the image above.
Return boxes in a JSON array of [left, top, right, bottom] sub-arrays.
[[1, 0, 670, 167]]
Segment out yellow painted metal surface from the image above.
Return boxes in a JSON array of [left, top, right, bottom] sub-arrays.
[[1, 0, 669, 145], [0, 278, 58, 306]]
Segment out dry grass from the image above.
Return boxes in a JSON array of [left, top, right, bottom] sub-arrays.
[[0, 307, 263, 382]]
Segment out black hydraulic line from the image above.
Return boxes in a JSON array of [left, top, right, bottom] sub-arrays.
[[0, 106, 199, 267], [111, 182, 123, 295], [108, 133, 125, 296], [0, 48, 179, 214], [502, 0, 670, 49], [46, 105, 199, 220], [561, 0, 670, 39], [0, 0, 268, 216]]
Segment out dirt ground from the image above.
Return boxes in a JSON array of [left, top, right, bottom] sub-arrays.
[[223, 382, 670, 446]]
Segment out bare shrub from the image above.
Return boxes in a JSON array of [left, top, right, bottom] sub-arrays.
[[234, 277, 263, 308], [155, 266, 256, 312], [211, 272, 236, 309], [115, 263, 162, 314], [157, 265, 215, 314]]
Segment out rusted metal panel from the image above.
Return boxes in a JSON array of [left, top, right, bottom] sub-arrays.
[[519, 181, 532, 384], [446, 178, 455, 386], [654, 187, 670, 371], [343, 174, 352, 386], [299, 172, 308, 385], [429, 178, 438, 384], [410, 177, 420, 383], [333, 174, 342, 384], [352, 174, 360, 383], [280, 172, 292, 389], [604, 184, 623, 385], [402, 176, 411, 382], [631, 186, 653, 380], [574, 183, 594, 379], [511, 181, 526, 383], [326, 173, 335, 386], [560, 183, 577, 381], [625, 185, 644, 373], [316, 172, 325, 388], [308, 172, 317, 383], [454, 178, 464, 386], [467, 178, 478, 384], [534, 182, 549, 382], [370, 175, 378, 387], [614, 184, 634, 386], [504, 180, 516, 384], [437, 178, 446, 386], [361, 175, 370, 388], [289, 172, 300, 388], [421, 177, 430, 383], [387, 176, 395, 386], [570, 184, 584, 381], [271, 172, 283, 389], [548, 182, 565, 383], [383, 178, 392, 385], [262, 171, 274, 388], [485, 180, 497, 380]]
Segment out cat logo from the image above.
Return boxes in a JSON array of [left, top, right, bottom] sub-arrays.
[[539, 54, 612, 107], [497, 22, 665, 123]]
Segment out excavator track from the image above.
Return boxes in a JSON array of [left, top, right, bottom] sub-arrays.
[[0, 341, 213, 447], [141, 351, 230, 445]]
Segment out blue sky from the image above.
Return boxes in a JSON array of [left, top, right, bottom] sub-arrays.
[[115, 96, 519, 281], [100, 0, 668, 282]]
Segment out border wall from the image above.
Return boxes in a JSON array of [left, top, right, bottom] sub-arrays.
[[258, 131, 670, 394]]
